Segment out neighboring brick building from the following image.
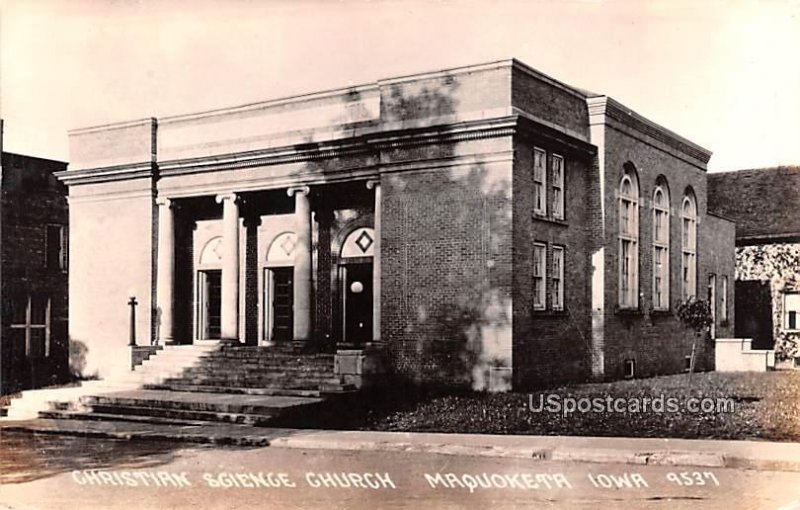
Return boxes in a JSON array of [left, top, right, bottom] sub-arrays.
[[1, 132, 70, 394], [708, 166, 800, 358], [59, 59, 734, 390]]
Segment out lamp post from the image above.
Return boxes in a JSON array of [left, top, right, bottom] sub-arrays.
[[128, 294, 138, 347]]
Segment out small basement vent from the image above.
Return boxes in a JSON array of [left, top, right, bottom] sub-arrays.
[[684, 355, 693, 372], [623, 359, 635, 379]]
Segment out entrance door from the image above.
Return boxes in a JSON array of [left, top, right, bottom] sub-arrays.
[[342, 262, 373, 345], [199, 269, 222, 339], [271, 267, 294, 342]]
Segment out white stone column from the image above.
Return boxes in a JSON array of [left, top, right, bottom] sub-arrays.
[[289, 186, 312, 341], [156, 197, 175, 344], [367, 179, 381, 342], [216, 193, 240, 341]]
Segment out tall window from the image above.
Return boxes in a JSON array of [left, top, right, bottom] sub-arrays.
[[533, 147, 547, 216], [785, 292, 800, 331], [652, 184, 670, 310], [551, 154, 564, 220], [9, 294, 52, 358], [533, 243, 546, 310], [552, 246, 564, 310], [681, 193, 697, 300], [46, 224, 68, 271], [618, 167, 639, 308], [721, 276, 728, 323]]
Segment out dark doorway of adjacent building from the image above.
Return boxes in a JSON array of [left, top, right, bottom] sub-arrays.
[[735, 280, 774, 349]]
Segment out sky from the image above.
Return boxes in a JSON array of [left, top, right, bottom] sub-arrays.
[[1, 0, 799, 172]]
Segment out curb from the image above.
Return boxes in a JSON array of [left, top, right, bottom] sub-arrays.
[[268, 436, 735, 470], [5, 424, 800, 472]]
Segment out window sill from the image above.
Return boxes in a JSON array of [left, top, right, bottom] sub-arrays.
[[531, 214, 568, 226], [532, 309, 568, 317], [615, 307, 644, 316], [650, 308, 672, 317]]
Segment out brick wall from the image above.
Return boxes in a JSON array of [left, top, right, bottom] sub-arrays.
[[511, 133, 595, 388], [1, 153, 69, 394], [599, 126, 734, 379], [382, 143, 514, 388]]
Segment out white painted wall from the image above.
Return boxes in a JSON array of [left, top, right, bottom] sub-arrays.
[[68, 179, 153, 378]]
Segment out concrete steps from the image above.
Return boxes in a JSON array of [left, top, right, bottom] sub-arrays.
[[715, 338, 776, 372], [142, 383, 356, 397], [39, 390, 325, 427], [4, 342, 358, 427], [38, 410, 210, 426]]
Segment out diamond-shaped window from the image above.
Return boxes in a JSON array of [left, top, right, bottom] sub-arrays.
[[355, 231, 374, 253]]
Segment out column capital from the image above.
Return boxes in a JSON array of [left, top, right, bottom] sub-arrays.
[[155, 197, 173, 208], [215, 192, 240, 204], [366, 179, 381, 190], [287, 185, 310, 197]]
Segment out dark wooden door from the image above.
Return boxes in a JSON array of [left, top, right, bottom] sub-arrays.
[[205, 270, 222, 339], [344, 263, 372, 345], [272, 267, 294, 342]]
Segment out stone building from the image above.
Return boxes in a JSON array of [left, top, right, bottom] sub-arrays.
[[59, 60, 734, 390], [1, 123, 70, 394], [708, 166, 800, 359]]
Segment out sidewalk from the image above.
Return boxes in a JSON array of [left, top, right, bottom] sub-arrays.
[[4, 418, 800, 472]]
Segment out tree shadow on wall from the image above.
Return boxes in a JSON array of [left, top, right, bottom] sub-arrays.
[[400, 162, 514, 391], [287, 77, 513, 391]]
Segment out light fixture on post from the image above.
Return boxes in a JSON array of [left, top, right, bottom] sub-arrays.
[[128, 288, 138, 347]]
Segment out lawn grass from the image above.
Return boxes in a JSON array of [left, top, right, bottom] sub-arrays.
[[367, 371, 800, 442]]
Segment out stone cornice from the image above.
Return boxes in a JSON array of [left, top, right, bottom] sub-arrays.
[[157, 138, 371, 177], [156, 117, 519, 178], [54, 162, 154, 186], [68, 117, 156, 136], [58, 115, 581, 187], [366, 116, 518, 150], [587, 96, 712, 166]]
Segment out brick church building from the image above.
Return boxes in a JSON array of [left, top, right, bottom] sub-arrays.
[[58, 60, 734, 390]]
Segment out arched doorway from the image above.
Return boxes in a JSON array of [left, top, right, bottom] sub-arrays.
[[264, 232, 296, 343], [196, 236, 223, 340], [339, 227, 374, 345]]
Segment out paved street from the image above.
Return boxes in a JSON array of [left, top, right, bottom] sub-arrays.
[[2, 431, 800, 509]]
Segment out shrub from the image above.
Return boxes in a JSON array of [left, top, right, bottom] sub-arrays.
[[776, 331, 800, 362], [676, 297, 713, 335]]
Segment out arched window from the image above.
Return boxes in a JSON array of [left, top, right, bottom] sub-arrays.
[[681, 192, 697, 300], [618, 165, 639, 308], [652, 181, 670, 310]]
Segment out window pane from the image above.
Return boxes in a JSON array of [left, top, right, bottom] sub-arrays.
[[31, 295, 49, 325], [29, 329, 47, 358], [9, 296, 27, 325], [46, 225, 62, 269], [534, 149, 545, 181]]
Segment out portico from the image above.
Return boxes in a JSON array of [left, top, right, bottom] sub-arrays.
[[152, 180, 381, 349]]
